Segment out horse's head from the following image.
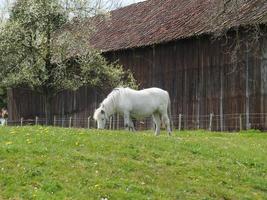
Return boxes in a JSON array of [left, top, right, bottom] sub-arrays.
[[93, 104, 108, 129]]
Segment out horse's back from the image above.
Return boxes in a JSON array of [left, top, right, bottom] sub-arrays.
[[127, 87, 168, 96], [135, 88, 169, 101], [118, 87, 169, 117]]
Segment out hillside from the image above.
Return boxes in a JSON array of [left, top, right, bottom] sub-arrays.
[[0, 127, 266, 199]]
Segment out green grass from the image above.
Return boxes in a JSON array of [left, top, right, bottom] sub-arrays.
[[0, 127, 266, 200]]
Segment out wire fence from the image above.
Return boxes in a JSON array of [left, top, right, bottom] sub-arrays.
[[3, 113, 267, 132]]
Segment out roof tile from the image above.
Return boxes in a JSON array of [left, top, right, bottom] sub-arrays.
[[89, 0, 267, 51]]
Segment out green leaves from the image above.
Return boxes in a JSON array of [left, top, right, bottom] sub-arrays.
[[0, 0, 138, 98], [50, 49, 138, 93], [0, 86, 7, 108], [78, 51, 138, 93]]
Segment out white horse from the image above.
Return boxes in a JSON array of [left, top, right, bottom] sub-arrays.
[[93, 87, 172, 136]]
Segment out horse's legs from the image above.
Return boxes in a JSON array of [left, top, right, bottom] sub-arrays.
[[123, 112, 131, 131], [152, 113, 161, 136], [128, 118, 136, 132], [162, 114, 171, 136]]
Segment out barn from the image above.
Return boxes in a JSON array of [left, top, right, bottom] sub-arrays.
[[7, 0, 267, 130]]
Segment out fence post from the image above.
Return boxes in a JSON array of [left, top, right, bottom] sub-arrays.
[[113, 114, 116, 130], [61, 117, 64, 128], [69, 117, 72, 128], [20, 117, 23, 126], [35, 116, 38, 126], [178, 114, 182, 131], [87, 116, 91, 129], [209, 113, 213, 131], [109, 116, 112, 130], [53, 116, 56, 127], [117, 114, 120, 129], [240, 114, 242, 131]]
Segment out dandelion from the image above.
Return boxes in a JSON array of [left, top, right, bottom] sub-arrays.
[[5, 141, 13, 145]]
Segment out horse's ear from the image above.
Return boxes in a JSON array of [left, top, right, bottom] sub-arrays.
[[101, 110, 105, 114]]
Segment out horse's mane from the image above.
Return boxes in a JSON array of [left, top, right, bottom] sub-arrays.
[[100, 87, 126, 114], [105, 87, 127, 101], [105, 88, 121, 102], [102, 87, 137, 107]]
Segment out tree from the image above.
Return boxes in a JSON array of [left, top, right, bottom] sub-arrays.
[[0, 86, 7, 109], [0, 0, 138, 123]]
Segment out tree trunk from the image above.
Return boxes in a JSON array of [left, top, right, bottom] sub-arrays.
[[45, 94, 53, 125]]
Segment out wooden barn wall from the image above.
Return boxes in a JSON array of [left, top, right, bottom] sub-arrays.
[[7, 87, 99, 126], [104, 36, 265, 130], [7, 34, 267, 130]]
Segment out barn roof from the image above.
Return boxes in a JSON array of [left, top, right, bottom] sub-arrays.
[[89, 0, 267, 52]]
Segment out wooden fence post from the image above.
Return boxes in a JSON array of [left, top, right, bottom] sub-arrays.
[[61, 117, 64, 128], [87, 116, 91, 129], [35, 116, 38, 126], [69, 117, 72, 128], [117, 114, 119, 129], [20, 117, 23, 126], [113, 114, 115, 130], [53, 116, 56, 127], [109, 116, 112, 130], [240, 114, 242, 131], [178, 114, 182, 131], [209, 113, 213, 131]]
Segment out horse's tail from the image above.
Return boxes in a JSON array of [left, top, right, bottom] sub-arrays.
[[167, 94, 173, 132]]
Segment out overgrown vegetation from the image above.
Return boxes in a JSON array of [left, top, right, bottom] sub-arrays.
[[0, 127, 266, 199]]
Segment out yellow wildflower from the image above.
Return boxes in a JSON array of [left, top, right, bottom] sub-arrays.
[[5, 141, 13, 145]]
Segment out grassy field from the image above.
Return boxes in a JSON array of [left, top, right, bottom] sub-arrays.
[[0, 127, 266, 200]]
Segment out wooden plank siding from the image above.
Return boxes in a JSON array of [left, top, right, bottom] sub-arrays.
[[104, 35, 265, 130], [7, 34, 267, 130], [7, 87, 99, 127]]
